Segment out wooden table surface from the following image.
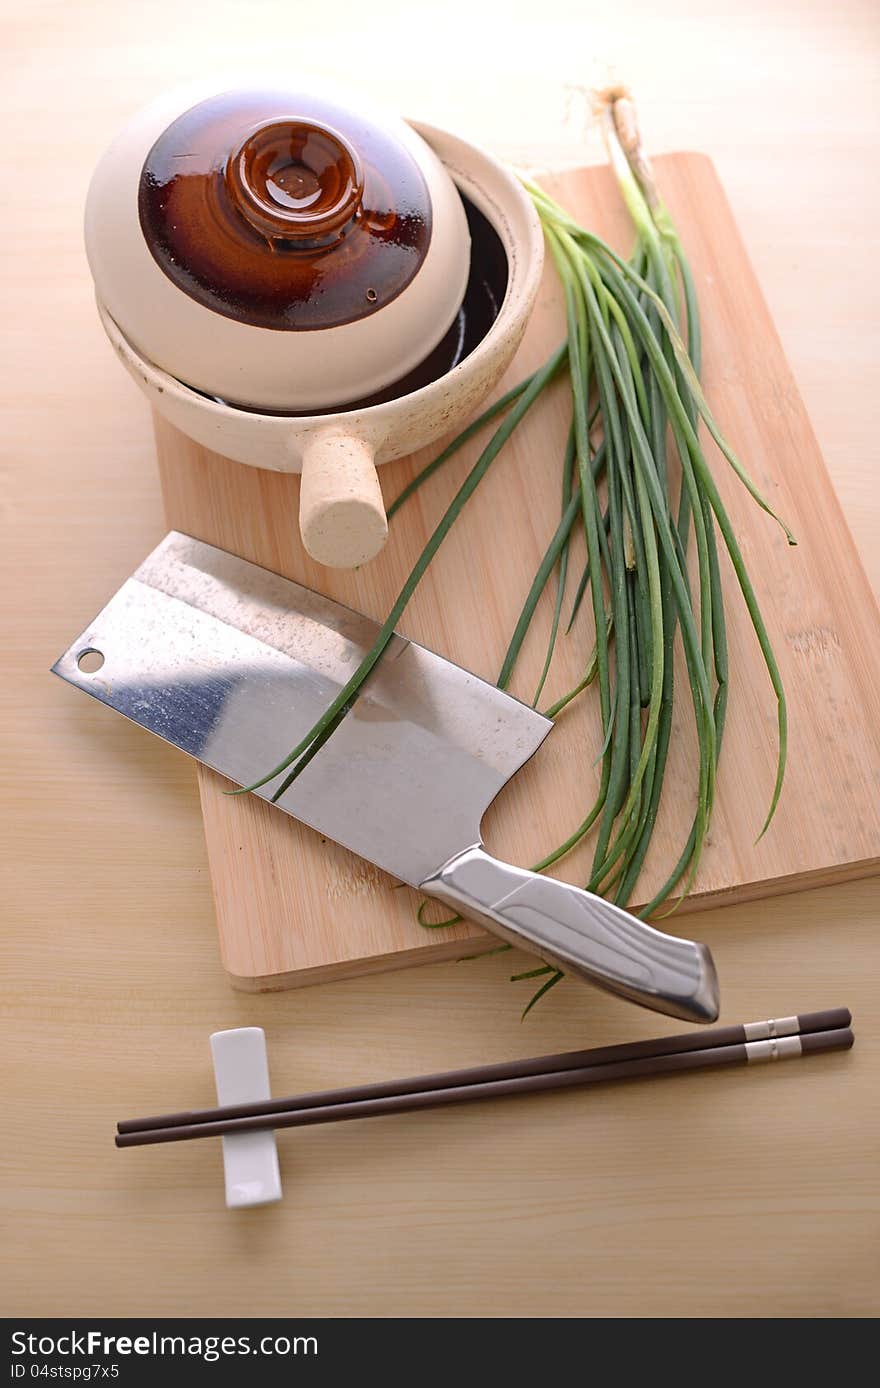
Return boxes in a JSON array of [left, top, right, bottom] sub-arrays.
[[3, 0, 878, 1319]]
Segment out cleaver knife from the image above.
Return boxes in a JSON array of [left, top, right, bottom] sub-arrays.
[[52, 531, 719, 1023]]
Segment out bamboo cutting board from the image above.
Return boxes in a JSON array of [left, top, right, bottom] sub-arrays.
[[156, 153, 880, 991]]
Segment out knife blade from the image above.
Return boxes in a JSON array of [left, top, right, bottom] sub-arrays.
[[52, 532, 719, 1023]]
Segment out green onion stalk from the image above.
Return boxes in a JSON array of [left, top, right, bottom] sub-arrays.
[[233, 90, 794, 1014]]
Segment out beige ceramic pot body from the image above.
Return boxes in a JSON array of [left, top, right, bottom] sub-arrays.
[[96, 121, 544, 568]]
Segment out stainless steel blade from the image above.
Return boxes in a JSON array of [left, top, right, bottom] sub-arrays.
[[52, 531, 552, 887]]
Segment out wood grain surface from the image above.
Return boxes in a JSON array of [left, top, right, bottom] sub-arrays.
[[3, 0, 879, 1321], [157, 153, 880, 988]]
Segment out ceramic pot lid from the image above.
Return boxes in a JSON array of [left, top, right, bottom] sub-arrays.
[[85, 85, 471, 410]]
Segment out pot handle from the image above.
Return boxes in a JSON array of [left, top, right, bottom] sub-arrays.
[[298, 429, 388, 568]]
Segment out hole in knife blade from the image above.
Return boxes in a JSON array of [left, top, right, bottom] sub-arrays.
[[76, 648, 105, 674]]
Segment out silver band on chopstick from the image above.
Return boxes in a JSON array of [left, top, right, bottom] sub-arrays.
[[743, 1015, 800, 1041], [745, 1035, 803, 1063]]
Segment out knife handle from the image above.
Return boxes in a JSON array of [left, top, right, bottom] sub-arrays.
[[420, 846, 719, 1023]]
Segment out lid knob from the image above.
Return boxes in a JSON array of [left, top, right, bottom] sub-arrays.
[[225, 118, 364, 246]]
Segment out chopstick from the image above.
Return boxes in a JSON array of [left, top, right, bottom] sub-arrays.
[[117, 1007, 849, 1135], [116, 1010, 852, 1149]]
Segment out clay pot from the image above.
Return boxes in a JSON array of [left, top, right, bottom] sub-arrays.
[[87, 84, 543, 567]]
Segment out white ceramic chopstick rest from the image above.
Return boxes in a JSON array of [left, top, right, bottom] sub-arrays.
[[210, 1027, 281, 1209]]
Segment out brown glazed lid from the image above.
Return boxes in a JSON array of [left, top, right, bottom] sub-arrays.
[[138, 89, 434, 332], [85, 85, 472, 410]]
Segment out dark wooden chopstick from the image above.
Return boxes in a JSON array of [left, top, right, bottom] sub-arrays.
[[118, 1007, 849, 1135], [118, 1008, 849, 1135], [116, 1017, 853, 1149]]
